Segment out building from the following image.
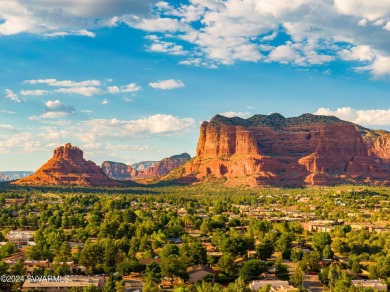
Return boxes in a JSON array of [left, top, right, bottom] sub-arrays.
[[187, 265, 216, 284], [301, 220, 337, 232], [249, 280, 298, 291], [21, 275, 105, 291], [6, 231, 34, 244], [24, 260, 50, 273], [351, 279, 387, 291]]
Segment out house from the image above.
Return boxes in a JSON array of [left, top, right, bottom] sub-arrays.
[[6, 230, 34, 244], [21, 275, 105, 291], [249, 280, 298, 291], [351, 279, 387, 291], [24, 260, 50, 273], [301, 220, 337, 232], [187, 265, 216, 284]]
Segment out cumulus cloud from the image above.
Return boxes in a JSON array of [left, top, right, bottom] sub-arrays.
[[149, 79, 185, 90], [78, 114, 195, 143], [122, 0, 390, 77], [119, 15, 190, 32], [315, 107, 390, 127], [146, 35, 187, 55], [101, 98, 110, 105], [107, 83, 142, 94], [4, 89, 21, 103], [0, 0, 157, 36], [30, 100, 76, 120], [55, 87, 103, 96]]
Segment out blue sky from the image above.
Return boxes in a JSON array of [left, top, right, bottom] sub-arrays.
[[0, 0, 390, 170]]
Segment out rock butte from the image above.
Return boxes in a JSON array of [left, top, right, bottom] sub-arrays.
[[176, 113, 390, 187], [13, 143, 123, 187], [102, 153, 191, 180]]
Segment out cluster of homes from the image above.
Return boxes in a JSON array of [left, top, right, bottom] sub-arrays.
[[1, 195, 389, 291]]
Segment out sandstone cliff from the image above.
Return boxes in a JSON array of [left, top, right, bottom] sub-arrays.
[[102, 153, 191, 180], [177, 113, 390, 187], [13, 143, 123, 187]]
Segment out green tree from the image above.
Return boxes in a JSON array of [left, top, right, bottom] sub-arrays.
[[216, 253, 236, 276], [143, 262, 161, 284], [79, 241, 104, 273], [103, 275, 116, 292], [256, 239, 274, 261], [160, 243, 180, 258], [312, 232, 331, 252], [238, 259, 267, 282], [322, 245, 334, 259], [290, 267, 303, 286], [290, 248, 303, 263], [160, 256, 188, 280], [83, 284, 99, 292]]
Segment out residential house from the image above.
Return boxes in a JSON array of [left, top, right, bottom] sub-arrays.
[[351, 280, 387, 291], [249, 280, 298, 291], [187, 265, 216, 284]]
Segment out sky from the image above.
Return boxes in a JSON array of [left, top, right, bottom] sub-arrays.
[[0, 0, 390, 171]]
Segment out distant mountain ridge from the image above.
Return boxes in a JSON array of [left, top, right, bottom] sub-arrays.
[[0, 171, 34, 182], [130, 161, 157, 171], [102, 153, 191, 180]]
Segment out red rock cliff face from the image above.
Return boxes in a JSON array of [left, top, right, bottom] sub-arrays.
[[181, 114, 390, 187], [102, 153, 191, 180], [13, 143, 123, 186]]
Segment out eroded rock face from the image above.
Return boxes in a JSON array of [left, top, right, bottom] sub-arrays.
[[179, 113, 390, 187], [102, 153, 191, 180], [13, 143, 122, 186]]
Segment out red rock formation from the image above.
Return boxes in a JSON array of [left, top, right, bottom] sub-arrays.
[[13, 143, 124, 187], [179, 113, 390, 187], [102, 153, 191, 180], [101, 161, 140, 180]]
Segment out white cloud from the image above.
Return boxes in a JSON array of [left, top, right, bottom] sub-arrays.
[[0, 0, 157, 36], [30, 100, 75, 120], [107, 86, 120, 93], [120, 0, 390, 77], [148, 39, 187, 55], [20, 89, 49, 96], [79, 114, 195, 142], [4, 89, 21, 103], [55, 87, 103, 96], [0, 124, 15, 130], [334, 0, 390, 21], [0, 109, 16, 114], [384, 21, 390, 31], [25, 79, 101, 87], [121, 83, 142, 93], [101, 98, 109, 105], [315, 107, 390, 127], [120, 15, 190, 32], [107, 83, 142, 94], [268, 44, 300, 64], [358, 18, 367, 27], [219, 111, 252, 118], [339, 45, 375, 62], [149, 79, 185, 90]]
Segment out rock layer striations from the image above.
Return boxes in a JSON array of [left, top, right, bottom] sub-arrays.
[[179, 113, 390, 186], [102, 153, 191, 180], [13, 143, 122, 186]]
